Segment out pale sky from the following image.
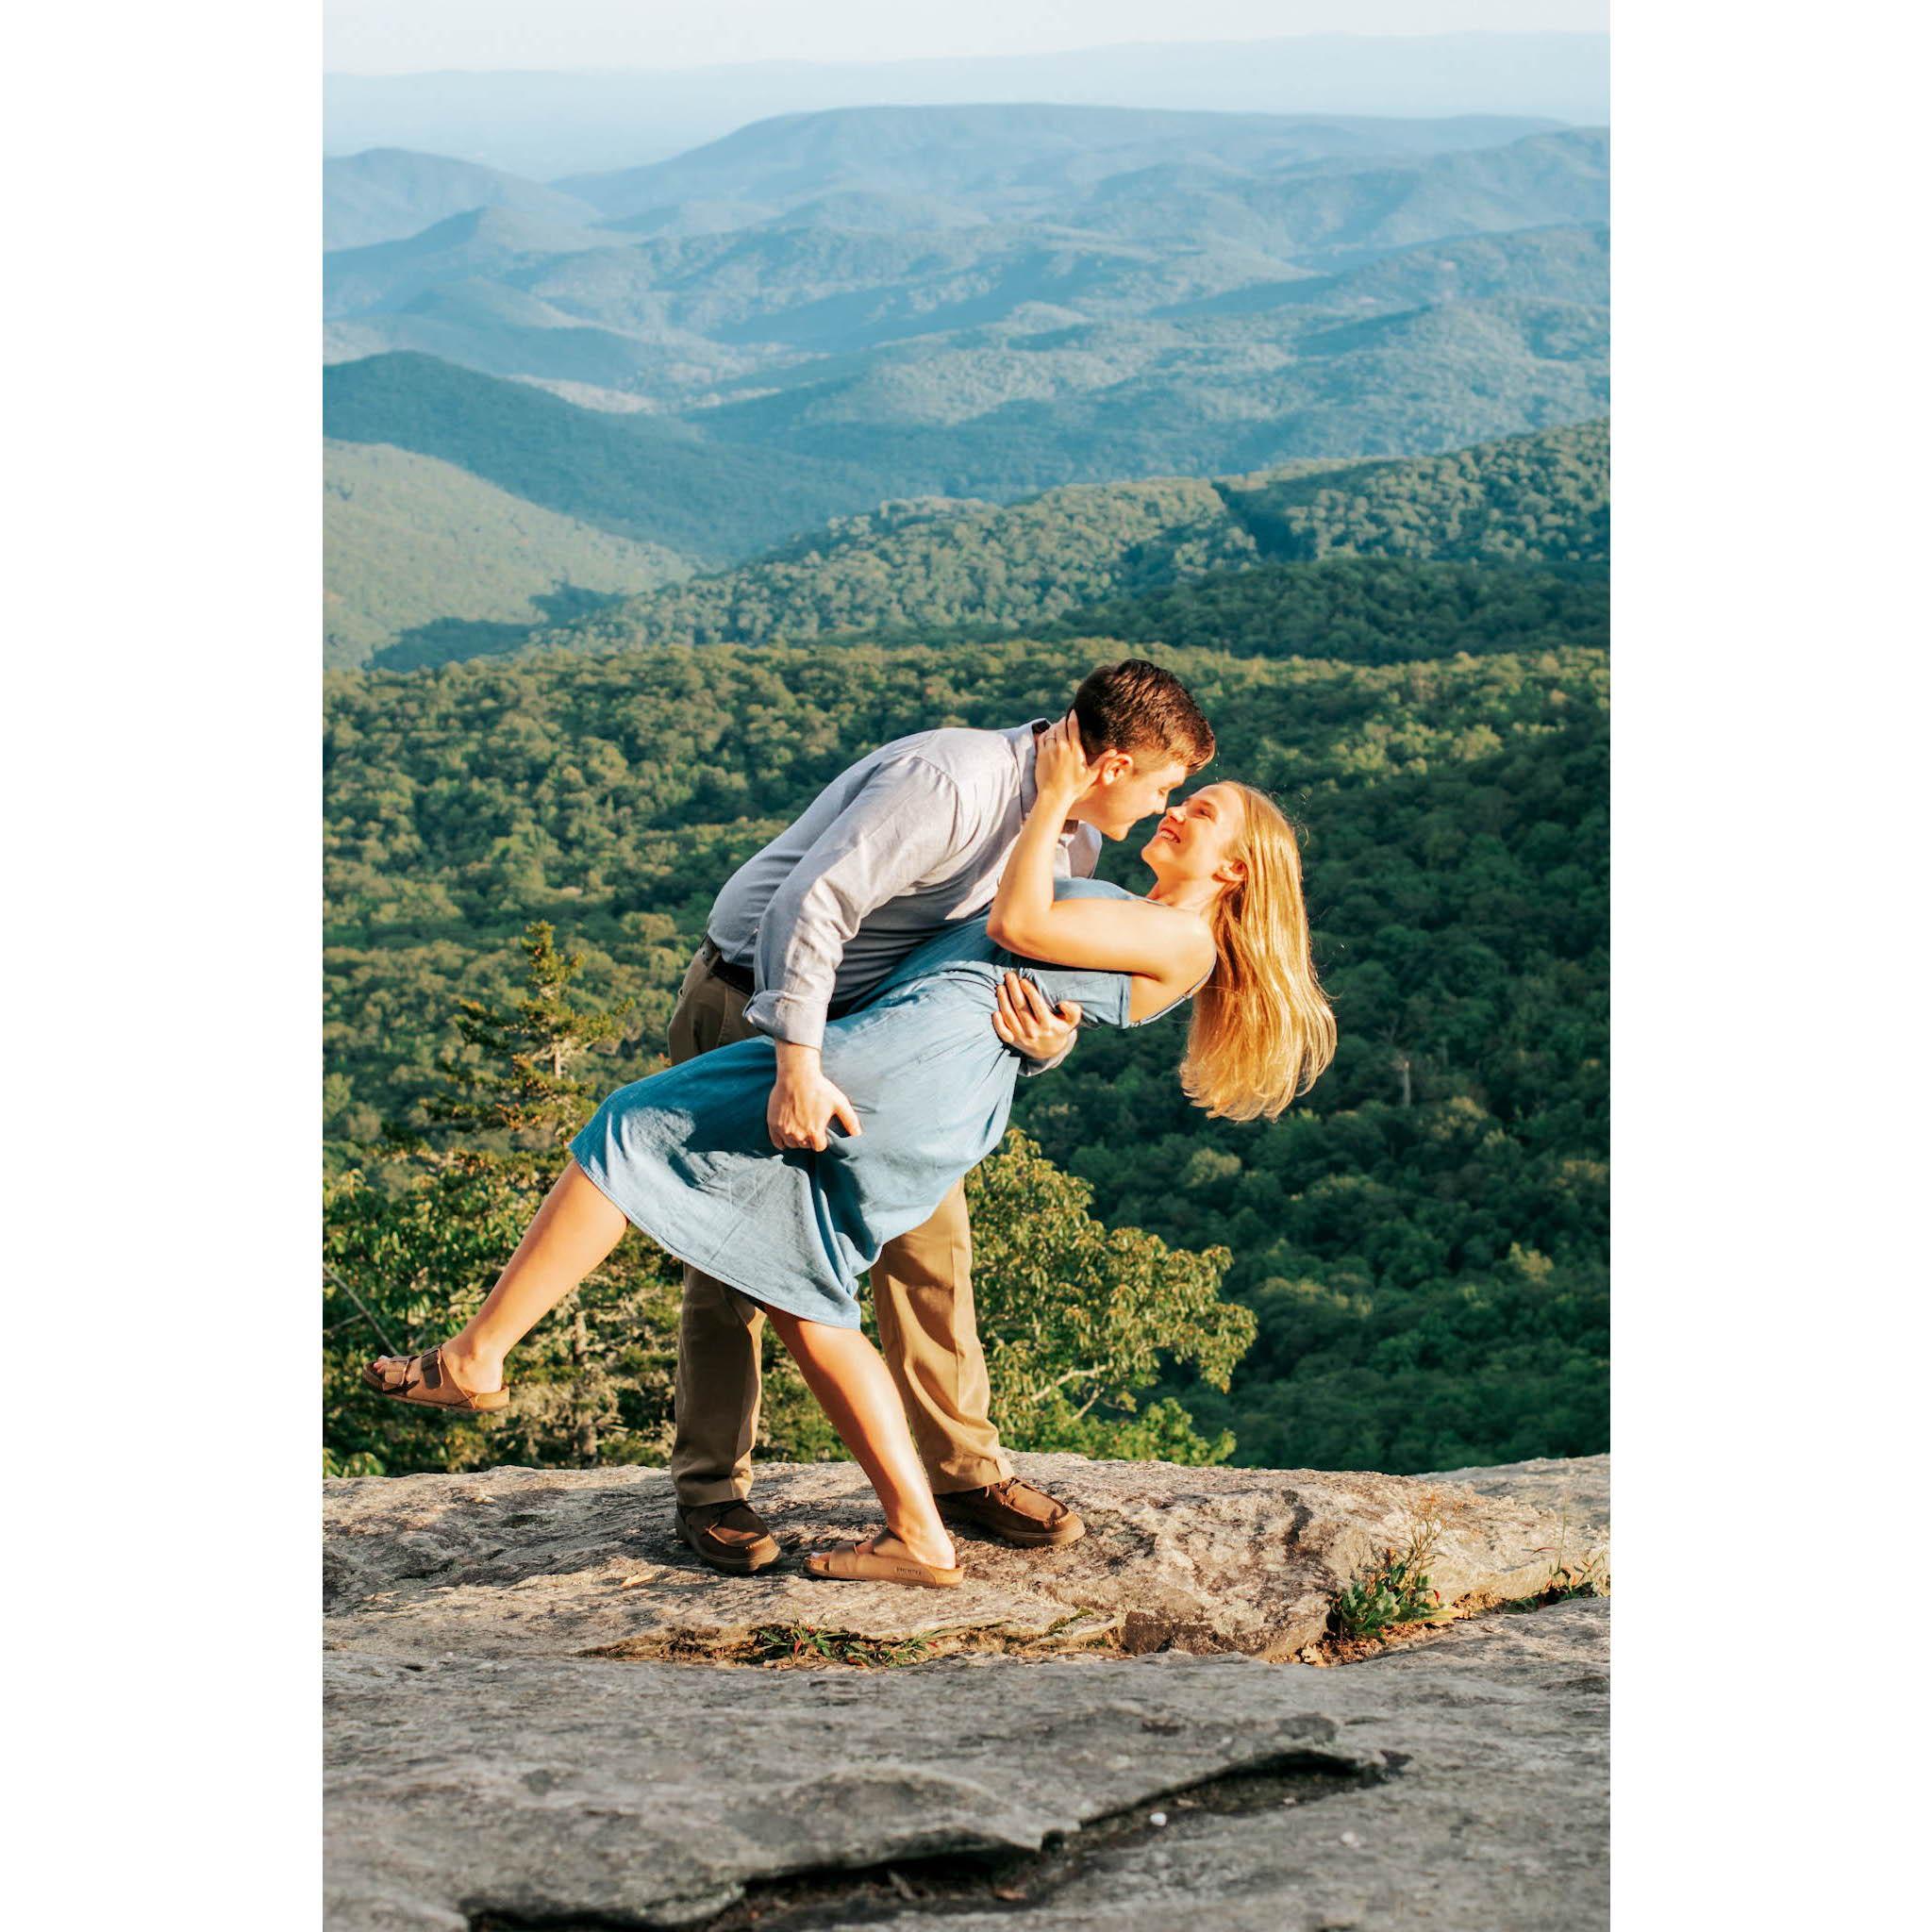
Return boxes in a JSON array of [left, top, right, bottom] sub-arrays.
[[325, 1, 1608, 75]]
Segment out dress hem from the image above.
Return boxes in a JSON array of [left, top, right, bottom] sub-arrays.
[[566, 1151, 865, 1332]]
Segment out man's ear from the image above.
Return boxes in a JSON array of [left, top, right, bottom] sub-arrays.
[[1093, 748, 1134, 784]]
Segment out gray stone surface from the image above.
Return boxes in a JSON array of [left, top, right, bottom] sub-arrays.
[[325, 1601, 1608, 1931], [891, 1602, 1612, 1932], [1423, 1454, 1609, 1554], [324, 1454, 1608, 1930], [325, 1452, 1609, 1665]]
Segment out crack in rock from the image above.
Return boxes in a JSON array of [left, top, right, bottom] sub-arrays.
[[467, 1754, 1388, 1932]]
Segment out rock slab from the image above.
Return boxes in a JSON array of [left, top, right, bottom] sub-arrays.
[[324, 1454, 1608, 1930], [326, 1601, 1608, 1931], [325, 1451, 1610, 1664]]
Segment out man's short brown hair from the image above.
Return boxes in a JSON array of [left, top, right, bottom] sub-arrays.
[[1071, 659, 1214, 773]]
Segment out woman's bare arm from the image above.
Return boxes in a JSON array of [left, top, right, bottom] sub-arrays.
[[988, 717, 1211, 1019]]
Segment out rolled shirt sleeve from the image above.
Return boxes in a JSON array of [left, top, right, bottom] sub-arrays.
[[744, 758, 970, 1052]]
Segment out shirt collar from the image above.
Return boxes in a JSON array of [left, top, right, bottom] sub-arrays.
[[1008, 718, 1051, 816]]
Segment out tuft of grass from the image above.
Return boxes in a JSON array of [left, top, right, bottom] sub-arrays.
[[1330, 1506, 1448, 1641], [748, 1624, 936, 1668], [1499, 1552, 1609, 1614]]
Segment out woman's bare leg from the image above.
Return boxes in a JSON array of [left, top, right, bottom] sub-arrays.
[[372, 1158, 629, 1395], [764, 1307, 956, 1569]]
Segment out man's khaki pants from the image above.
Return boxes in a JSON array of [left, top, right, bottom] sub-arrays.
[[665, 943, 1014, 1509]]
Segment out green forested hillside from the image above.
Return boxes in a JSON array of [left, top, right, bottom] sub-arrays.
[[1229, 417, 1608, 563], [324, 441, 691, 667], [534, 420, 1606, 657], [323, 353, 872, 562], [1027, 558, 1607, 666], [545, 476, 1255, 651], [325, 630, 1607, 1473]]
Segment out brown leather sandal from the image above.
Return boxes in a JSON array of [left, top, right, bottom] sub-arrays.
[[362, 1345, 509, 1414], [805, 1533, 963, 1589]]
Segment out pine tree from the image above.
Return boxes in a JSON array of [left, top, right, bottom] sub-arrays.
[[425, 924, 632, 1141], [324, 924, 677, 1477]]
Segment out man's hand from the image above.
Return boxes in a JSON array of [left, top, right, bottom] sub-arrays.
[[992, 971, 1082, 1062], [1034, 711, 1094, 807], [768, 1041, 862, 1152]]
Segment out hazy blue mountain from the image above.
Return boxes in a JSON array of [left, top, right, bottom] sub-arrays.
[[557, 104, 1575, 225], [1166, 223, 1608, 320], [324, 34, 1607, 177], [511, 221, 1291, 352], [324, 283, 688, 391], [323, 147, 602, 250], [1074, 128, 1607, 259], [321, 115, 1608, 493], [321, 104, 1609, 649], [686, 281, 1607, 494], [324, 439, 691, 668], [324, 207, 619, 319]]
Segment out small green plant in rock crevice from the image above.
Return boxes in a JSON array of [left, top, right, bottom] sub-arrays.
[[748, 1624, 937, 1669], [1330, 1506, 1447, 1641]]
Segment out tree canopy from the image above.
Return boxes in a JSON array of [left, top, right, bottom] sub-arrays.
[[325, 620, 1607, 1473]]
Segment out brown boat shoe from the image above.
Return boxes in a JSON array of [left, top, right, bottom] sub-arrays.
[[936, 1475, 1085, 1548], [676, 1499, 781, 1574]]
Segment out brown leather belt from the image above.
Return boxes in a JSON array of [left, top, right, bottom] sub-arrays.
[[701, 937, 757, 997], [701, 937, 860, 1019]]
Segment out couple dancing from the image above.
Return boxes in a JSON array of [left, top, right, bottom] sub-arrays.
[[366, 660, 1334, 1588]]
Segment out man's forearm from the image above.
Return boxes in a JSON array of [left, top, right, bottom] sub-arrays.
[[773, 1039, 821, 1087]]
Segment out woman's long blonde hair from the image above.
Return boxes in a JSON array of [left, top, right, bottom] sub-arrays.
[[1182, 784, 1336, 1121]]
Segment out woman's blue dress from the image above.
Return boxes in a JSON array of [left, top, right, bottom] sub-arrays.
[[570, 878, 1194, 1327]]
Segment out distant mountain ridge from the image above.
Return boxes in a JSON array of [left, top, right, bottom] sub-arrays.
[[556, 104, 1572, 223], [322, 104, 1608, 664], [324, 148, 604, 250], [324, 33, 1608, 176], [323, 111, 1607, 501]]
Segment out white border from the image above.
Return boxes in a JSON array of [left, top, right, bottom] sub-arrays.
[[1612, 1, 1923, 1920], [8, 2, 320, 1917], [8, 2, 1926, 1921]]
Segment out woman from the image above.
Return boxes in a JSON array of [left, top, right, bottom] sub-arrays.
[[366, 721, 1335, 1586]]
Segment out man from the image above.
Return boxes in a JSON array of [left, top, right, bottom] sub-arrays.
[[666, 658, 1216, 1572]]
